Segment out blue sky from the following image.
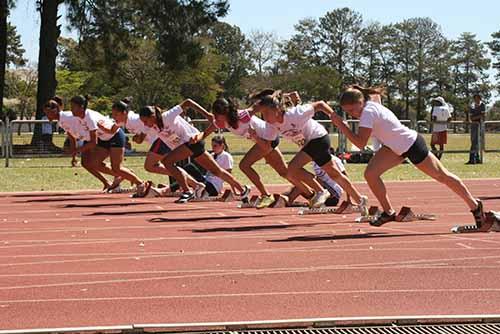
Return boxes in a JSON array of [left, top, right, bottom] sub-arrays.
[[10, 0, 500, 64]]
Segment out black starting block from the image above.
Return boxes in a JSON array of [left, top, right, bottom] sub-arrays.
[[452, 211, 500, 233], [238, 195, 260, 208]]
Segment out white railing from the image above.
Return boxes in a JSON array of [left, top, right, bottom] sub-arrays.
[[2, 118, 500, 167]]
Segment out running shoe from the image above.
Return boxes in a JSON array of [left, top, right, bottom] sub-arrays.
[[369, 211, 396, 227], [175, 191, 195, 203], [256, 195, 275, 209], [240, 185, 251, 200], [310, 190, 330, 208]]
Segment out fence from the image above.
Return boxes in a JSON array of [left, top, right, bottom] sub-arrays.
[[1, 118, 500, 168]]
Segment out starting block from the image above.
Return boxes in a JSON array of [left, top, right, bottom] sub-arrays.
[[452, 211, 500, 233], [238, 195, 259, 208], [108, 187, 136, 194], [269, 194, 287, 208], [191, 189, 235, 203], [334, 201, 361, 214], [396, 206, 436, 222], [355, 206, 382, 223]]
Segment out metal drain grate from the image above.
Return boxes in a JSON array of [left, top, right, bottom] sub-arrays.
[[199, 324, 500, 334]]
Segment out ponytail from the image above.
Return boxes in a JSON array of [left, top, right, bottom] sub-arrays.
[[139, 105, 164, 129], [340, 85, 385, 106], [251, 89, 295, 113]]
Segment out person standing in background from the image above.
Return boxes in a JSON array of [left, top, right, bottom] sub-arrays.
[[430, 97, 451, 160], [466, 94, 486, 164]]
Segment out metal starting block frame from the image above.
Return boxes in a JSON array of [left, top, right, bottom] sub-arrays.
[[238, 195, 260, 208], [298, 203, 374, 216], [191, 190, 235, 203], [452, 211, 500, 233]]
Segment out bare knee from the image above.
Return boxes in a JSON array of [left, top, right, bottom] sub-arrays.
[[364, 169, 379, 182], [239, 160, 251, 173]]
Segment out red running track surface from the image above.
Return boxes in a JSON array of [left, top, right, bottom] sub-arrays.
[[0, 180, 499, 331]]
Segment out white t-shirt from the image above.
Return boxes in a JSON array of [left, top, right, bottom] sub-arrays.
[[118, 111, 157, 144], [154, 105, 200, 149], [222, 109, 277, 141], [313, 155, 345, 199], [77, 109, 118, 141], [359, 101, 417, 156], [59, 111, 90, 141], [206, 151, 233, 193], [431, 106, 451, 132], [268, 104, 327, 147]]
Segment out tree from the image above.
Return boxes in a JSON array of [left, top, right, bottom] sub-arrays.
[[451, 32, 491, 120], [318, 7, 363, 87], [33, 0, 64, 145], [488, 30, 500, 92], [248, 30, 280, 76], [6, 23, 25, 66], [207, 22, 253, 98], [280, 18, 323, 70], [5, 67, 37, 134], [0, 0, 16, 120]]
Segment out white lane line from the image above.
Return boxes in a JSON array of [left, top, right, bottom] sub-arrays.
[[3, 254, 500, 290], [457, 243, 474, 249], [2, 288, 500, 304]]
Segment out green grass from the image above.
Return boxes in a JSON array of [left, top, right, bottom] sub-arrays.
[[1, 153, 499, 192], [9, 132, 500, 153]]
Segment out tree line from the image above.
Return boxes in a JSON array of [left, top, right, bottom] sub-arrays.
[[1, 2, 500, 144]]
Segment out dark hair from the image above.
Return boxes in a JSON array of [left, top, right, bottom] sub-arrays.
[[212, 135, 229, 152], [70, 95, 89, 110], [473, 94, 482, 99], [339, 85, 385, 106], [252, 89, 293, 111], [212, 98, 239, 129], [112, 100, 129, 113], [52, 96, 63, 107], [44, 100, 59, 111], [139, 105, 163, 129]]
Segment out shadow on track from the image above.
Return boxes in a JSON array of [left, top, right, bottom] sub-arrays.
[[268, 232, 446, 242]]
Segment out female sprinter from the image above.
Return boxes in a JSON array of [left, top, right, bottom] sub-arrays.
[[139, 99, 251, 203], [199, 98, 288, 209], [70, 96, 150, 196], [333, 86, 485, 227], [110, 100, 205, 196], [253, 90, 368, 211]]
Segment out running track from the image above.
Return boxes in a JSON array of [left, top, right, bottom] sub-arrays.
[[0, 180, 499, 331]]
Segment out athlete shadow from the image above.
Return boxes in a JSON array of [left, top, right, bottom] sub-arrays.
[[191, 222, 323, 233], [63, 202, 153, 209], [86, 208, 205, 216], [18, 196, 115, 203], [149, 215, 266, 223], [479, 196, 500, 201], [269, 232, 445, 242], [7, 193, 95, 198]]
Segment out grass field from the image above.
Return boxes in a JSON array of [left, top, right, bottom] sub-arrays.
[[8, 132, 500, 153], [1, 152, 499, 192]]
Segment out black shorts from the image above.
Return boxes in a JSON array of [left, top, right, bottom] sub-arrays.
[[149, 138, 171, 155], [302, 135, 332, 167], [185, 140, 206, 158], [402, 134, 429, 165], [97, 128, 126, 149], [271, 137, 280, 149]]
